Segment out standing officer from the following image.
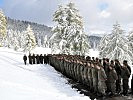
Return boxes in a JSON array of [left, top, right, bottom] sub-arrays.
[[28, 54, 32, 64], [32, 54, 36, 64], [23, 54, 27, 65], [121, 60, 131, 96]]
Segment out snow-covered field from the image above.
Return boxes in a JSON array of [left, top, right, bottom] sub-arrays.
[[0, 47, 132, 100], [89, 49, 99, 58], [0, 47, 90, 100]]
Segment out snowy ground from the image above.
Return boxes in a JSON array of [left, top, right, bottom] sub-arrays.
[[0, 47, 90, 100], [0, 47, 132, 100], [89, 49, 99, 58]]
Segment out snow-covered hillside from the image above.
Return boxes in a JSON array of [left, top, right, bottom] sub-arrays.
[[0, 47, 89, 100], [0, 47, 133, 100]]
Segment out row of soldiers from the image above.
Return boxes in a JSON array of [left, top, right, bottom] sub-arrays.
[[48, 54, 131, 97], [23, 54, 132, 97], [23, 54, 49, 65]]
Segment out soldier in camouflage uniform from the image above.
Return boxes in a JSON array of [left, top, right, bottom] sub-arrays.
[[108, 64, 118, 96], [83, 62, 89, 85], [97, 64, 107, 96], [114, 59, 122, 94], [91, 62, 98, 94], [104, 59, 110, 93], [121, 60, 131, 96]]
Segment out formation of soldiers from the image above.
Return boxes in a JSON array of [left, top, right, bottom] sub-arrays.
[[23, 54, 132, 97], [23, 54, 48, 65]]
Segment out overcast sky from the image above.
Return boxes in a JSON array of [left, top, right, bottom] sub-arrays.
[[2, 0, 133, 34]]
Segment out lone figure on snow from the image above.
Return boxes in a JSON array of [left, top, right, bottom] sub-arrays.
[[23, 54, 27, 65]]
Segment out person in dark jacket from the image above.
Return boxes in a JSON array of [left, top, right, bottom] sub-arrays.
[[102, 58, 106, 69], [108, 65, 118, 96], [104, 58, 110, 94], [92, 62, 98, 94], [123, 60, 131, 74], [131, 74, 133, 95], [23, 54, 27, 65], [36, 54, 40, 64], [32, 54, 36, 64], [39, 54, 43, 64], [99, 59, 102, 64], [86, 56, 91, 61], [121, 60, 131, 96], [114, 59, 122, 94], [92, 57, 95, 62], [43, 54, 46, 64], [28, 54, 32, 64], [110, 60, 115, 68]]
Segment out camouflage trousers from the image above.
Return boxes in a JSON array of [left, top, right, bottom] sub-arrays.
[[98, 81, 107, 95], [109, 82, 116, 94]]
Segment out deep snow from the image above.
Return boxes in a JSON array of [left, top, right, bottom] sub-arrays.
[[0, 47, 90, 100], [0, 47, 132, 100]]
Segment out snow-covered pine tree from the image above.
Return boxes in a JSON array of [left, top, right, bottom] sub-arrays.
[[17, 30, 26, 49], [0, 9, 7, 46], [38, 38, 42, 47], [66, 2, 91, 56], [128, 30, 133, 53], [99, 34, 109, 58], [43, 35, 49, 48], [69, 31, 90, 55], [99, 22, 133, 63], [4, 29, 27, 51], [6, 30, 20, 50], [3, 29, 12, 48], [51, 2, 90, 55], [50, 4, 67, 54], [79, 33, 90, 56], [23, 25, 36, 53], [12, 31, 19, 50], [4, 29, 20, 50]]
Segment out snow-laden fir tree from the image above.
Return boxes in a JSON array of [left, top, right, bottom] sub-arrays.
[[66, 2, 90, 55], [98, 34, 109, 58], [43, 35, 49, 48], [4, 29, 19, 50], [17, 30, 26, 49], [0, 9, 7, 46], [99, 22, 133, 63], [50, 4, 67, 54], [12, 31, 19, 51], [50, 2, 90, 55], [3, 29, 13, 48], [128, 30, 133, 54], [23, 25, 36, 53], [4, 29, 24, 50], [38, 38, 42, 47], [69, 31, 90, 55]]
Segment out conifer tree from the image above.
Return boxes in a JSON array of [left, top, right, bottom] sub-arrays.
[[23, 25, 36, 53], [66, 2, 90, 55], [99, 34, 109, 58], [18, 30, 25, 49], [4, 29, 13, 48], [43, 35, 49, 48], [51, 2, 90, 55], [12, 31, 19, 51], [99, 22, 133, 63], [50, 4, 67, 53], [128, 30, 133, 53], [0, 9, 7, 46]]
